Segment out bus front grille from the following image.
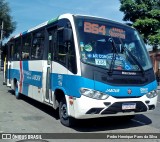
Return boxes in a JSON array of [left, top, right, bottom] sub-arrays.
[[101, 101, 147, 114]]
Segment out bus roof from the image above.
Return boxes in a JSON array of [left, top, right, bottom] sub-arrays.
[[9, 13, 132, 41], [9, 16, 59, 40]]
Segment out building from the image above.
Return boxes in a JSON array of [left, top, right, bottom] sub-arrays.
[[148, 45, 160, 83]]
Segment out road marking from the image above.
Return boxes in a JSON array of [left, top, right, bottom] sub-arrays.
[[132, 119, 146, 125]]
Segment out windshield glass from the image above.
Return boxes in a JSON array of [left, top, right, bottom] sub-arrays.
[[74, 16, 152, 71]]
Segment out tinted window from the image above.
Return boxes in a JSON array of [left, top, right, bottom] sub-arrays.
[[54, 19, 77, 74], [75, 17, 152, 71], [14, 39, 21, 60], [9, 38, 21, 61], [22, 35, 31, 60], [56, 29, 67, 64], [31, 31, 45, 60]]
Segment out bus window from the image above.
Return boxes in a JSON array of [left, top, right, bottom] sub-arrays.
[[56, 29, 67, 64], [22, 35, 31, 60], [31, 31, 45, 60], [54, 19, 77, 74], [14, 39, 21, 60], [10, 44, 14, 60], [67, 33, 77, 74]]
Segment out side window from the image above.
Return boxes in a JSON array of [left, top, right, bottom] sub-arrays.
[[54, 19, 77, 74], [8, 38, 21, 61], [56, 29, 67, 64], [22, 35, 31, 60], [31, 31, 45, 60], [14, 39, 21, 60], [9, 43, 14, 61], [68, 35, 77, 74]]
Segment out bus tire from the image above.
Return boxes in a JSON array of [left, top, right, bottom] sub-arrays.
[[15, 82, 21, 99], [59, 97, 74, 127]]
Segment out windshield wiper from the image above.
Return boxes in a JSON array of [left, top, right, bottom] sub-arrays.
[[118, 38, 145, 76], [108, 36, 118, 75]]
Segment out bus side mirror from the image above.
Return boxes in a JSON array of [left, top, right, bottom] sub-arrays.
[[63, 28, 72, 42]]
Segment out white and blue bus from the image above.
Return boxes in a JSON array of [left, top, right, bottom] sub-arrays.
[[4, 13, 158, 126]]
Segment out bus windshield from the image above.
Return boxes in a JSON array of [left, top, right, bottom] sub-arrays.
[[74, 16, 152, 71]]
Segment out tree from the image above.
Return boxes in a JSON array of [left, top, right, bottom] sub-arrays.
[[120, 0, 160, 48], [0, 0, 16, 39]]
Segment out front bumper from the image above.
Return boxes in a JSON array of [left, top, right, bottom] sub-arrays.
[[70, 94, 158, 119]]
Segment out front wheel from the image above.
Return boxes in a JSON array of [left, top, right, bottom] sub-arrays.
[[14, 82, 21, 99], [59, 97, 75, 127]]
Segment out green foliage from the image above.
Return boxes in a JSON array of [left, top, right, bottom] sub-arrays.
[[0, 0, 16, 39], [120, 0, 160, 47]]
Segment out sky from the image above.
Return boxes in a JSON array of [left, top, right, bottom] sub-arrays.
[[6, 0, 124, 38]]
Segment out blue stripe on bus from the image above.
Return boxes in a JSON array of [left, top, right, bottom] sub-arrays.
[[8, 69, 157, 98], [9, 69, 42, 86], [9, 68, 42, 88], [6, 68, 19, 80], [10, 69, 42, 87], [22, 61, 29, 96], [50, 73, 94, 98], [50, 73, 157, 98]]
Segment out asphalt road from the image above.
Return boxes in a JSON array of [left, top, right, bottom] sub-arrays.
[[0, 72, 160, 142]]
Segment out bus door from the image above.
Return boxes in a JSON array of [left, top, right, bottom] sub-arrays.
[[44, 27, 57, 104], [7, 43, 13, 86], [3, 56, 7, 85], [45, 20, 73, 105], [45, 24, 70, 105]]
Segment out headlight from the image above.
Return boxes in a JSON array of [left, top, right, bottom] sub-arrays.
[[80, 88, 109, 100], [146, 90, 157, 98]]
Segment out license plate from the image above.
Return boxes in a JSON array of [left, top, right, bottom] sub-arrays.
[[122, 103, 136, 110]]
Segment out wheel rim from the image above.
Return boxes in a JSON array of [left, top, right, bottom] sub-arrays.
[[60, 104, 68, 119]]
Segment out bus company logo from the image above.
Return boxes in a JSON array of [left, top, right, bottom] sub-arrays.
[[106, 89, 120, 93], [127, 89, 132, 94], [122, 71, 136, 75], [140, 88, 148, 93]]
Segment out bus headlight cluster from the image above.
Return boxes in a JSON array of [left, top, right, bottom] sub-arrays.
[[146, 90, 157, 98], [80, 88, 109, 100]]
